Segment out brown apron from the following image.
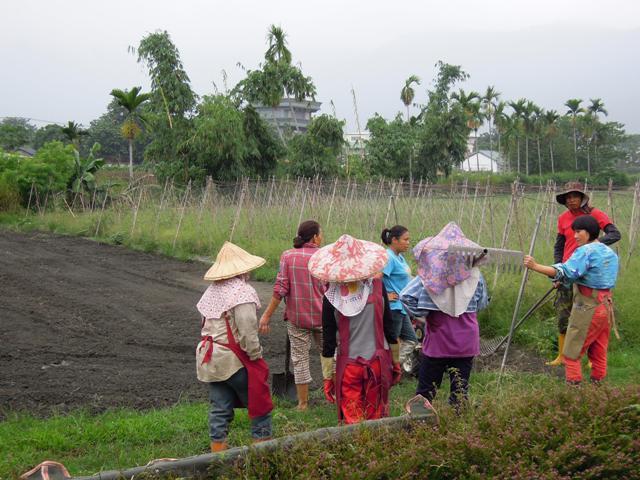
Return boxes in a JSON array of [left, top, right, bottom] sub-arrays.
[[563, 284, 614, 360]]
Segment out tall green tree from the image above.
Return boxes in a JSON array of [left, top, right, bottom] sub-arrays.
[[286, 114, 344, 177], [400, 75, 421, 122], [508, 99, 527, 174], [136, 30, 197, 181], [451, 89, 481, 170], [233, 25, 316, 140], [413, 61, 470, 179], [110, 86, 151, 180], [482, 86, 500, 171], [0, 118, 35, 150], [587, 98, 608, 168], [61, 121, 88, 150], [543, 110, 560, 174], [366, 114, 418, 178], [33, 124, 67, 150], [265, 25, 292, 65], [565, 98, 584, 170]]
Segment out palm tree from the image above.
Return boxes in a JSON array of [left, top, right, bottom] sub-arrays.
[[110, 86, 151, 180], [565, 98, 584, 170], [400, 75, 420, 122], [61, 121, 87, 150], [587, 98, 608, 168], [452, 89, 481, 170], [508, 99, 526, 175], [529, 103, 544, 176], [543, 110, 560, 174], [482, 86, 500, 172], [494, 100, 508, 168], [265, 25, 292, 65]]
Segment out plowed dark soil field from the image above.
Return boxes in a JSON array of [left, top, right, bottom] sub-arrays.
[[0, 230, 309, 418], [0, 230, 551, 419]]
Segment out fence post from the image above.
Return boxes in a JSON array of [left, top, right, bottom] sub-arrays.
[[172, 180, 192, 251]]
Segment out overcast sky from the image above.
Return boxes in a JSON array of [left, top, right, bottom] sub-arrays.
[[2, 0, 639, 133]]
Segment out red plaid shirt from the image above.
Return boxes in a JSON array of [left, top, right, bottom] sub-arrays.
[[274, 243, 326, 330]]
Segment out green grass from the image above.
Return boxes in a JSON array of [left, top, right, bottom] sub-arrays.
[[2, 373, 638, 478], [0, 374, 557, 477]]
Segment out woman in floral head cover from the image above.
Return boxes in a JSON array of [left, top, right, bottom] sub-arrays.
[[400, 223, 489, 411], [308, 234, 400, 424]]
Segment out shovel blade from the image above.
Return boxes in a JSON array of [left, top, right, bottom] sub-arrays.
[[271, 372, 297, 402]]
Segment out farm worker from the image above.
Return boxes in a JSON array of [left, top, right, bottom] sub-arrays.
[[380, 225, 419, 365], [549, 181, 620, 366], [196, 241, 273, 453], [259, 220, 326, 411], [308, 234, 400, 424], [400, 222, 489, 410], [524, 215, 619, 384]]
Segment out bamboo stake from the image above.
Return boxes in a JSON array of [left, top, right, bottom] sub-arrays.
[[476, 180, 490, 243], [153, 178, 170, 240], [172, 181, 192, 251], [130, 184, 145, 238], [95, 186, 110, 236], [297, 186, 309, 231], [499, 212, 543, 380], [25, 182, 35, 217], [493, 181, 517, 289], [229, 180, 247, 243]]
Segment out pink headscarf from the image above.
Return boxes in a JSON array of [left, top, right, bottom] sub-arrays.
[[197, 276, 261, 320], [413, 222, 482, 295]]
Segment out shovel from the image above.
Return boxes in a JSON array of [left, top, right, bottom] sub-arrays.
[[271, 335, 298, 402]]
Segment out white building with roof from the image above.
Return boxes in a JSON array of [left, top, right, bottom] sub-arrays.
[[461, 150, 504, 172]]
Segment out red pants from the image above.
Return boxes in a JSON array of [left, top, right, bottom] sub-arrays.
[[339, 359, 386, 424], [563, 304, 610, 383]]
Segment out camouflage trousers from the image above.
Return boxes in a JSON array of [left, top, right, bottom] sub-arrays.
[[554, 284, 573, 334]]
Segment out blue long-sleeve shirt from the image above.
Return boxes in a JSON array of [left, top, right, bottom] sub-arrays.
[[399, 273, 489, 318], [552, 242, 619, 290]]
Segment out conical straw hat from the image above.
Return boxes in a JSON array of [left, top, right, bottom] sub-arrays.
[[204, 241, 266, 281]]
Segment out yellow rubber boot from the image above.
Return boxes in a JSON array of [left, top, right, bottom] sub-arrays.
[[546, 334, 565, 366]]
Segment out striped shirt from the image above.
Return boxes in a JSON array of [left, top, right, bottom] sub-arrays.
[[274, 243, 326, 329]]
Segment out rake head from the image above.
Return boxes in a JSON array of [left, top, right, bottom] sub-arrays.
[[447, 245, 524, 273]]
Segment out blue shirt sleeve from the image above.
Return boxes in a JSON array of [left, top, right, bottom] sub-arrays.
[[552, 247, 590, 283]]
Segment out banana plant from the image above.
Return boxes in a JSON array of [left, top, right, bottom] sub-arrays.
[[70, 142, 104, 195]]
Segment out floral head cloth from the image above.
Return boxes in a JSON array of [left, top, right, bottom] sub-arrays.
[[413, 222, 481, 295], [308, 234, 388, 283]]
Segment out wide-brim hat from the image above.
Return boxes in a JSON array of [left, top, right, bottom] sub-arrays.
[[204, 241, 266, 281], [556, 181, 590, 207], [413, 222, 482, 295], [308, 234, 388, 283]]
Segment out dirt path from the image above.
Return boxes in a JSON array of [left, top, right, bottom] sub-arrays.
[[0, 230, 553, 419]]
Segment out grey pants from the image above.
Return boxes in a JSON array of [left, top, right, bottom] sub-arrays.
[[208, 368, 272, 441]]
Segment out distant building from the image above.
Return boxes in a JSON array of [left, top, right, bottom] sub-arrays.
[[253, 98, 321, 134], [343, 132, 370, 156], [14, 146, 35, 157], [461, 150, 504, 172]]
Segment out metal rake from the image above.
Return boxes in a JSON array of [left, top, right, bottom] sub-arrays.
[[479, 286, 555, 356], [447, 245, 524, 274]]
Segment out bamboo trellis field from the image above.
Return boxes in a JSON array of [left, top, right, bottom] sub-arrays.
[[26, 177, 640, 281]]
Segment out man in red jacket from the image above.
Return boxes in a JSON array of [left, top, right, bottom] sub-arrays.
[[548, 182, 620, 366]]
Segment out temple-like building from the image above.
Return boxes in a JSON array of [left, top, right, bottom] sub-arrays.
[[254, 98, 321, 134]]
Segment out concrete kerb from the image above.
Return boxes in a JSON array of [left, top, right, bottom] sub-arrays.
[[71, 413, 437, 480]]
